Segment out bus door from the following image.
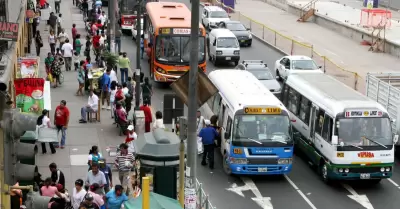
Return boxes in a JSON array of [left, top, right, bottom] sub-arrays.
[[309, 105, 317, 142]]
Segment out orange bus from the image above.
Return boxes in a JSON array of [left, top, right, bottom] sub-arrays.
[[145, 2, 207, 82]]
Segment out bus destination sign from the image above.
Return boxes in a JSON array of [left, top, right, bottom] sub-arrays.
[[345, 110, 383, 118], [244, 107, 282, 115], [160, 28, 202, 35]]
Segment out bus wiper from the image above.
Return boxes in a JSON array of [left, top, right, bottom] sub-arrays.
[[362, 136, 388, 148], [270, 139, 287, 144], [349, 144, 363, 150], [247, 138, 262, 144]]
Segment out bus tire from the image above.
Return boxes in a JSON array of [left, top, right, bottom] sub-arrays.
[[223, 153, 232, 175], [319, 161, 331, 184]]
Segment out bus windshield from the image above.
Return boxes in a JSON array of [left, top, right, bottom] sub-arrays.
[[233, 115, 291, 145], [338, 117, 392, 146], [155, 36, 205, 64]]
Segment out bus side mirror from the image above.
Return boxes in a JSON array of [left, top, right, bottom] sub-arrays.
[[394, 135, 399, 144], [331, 136, 338, 145]]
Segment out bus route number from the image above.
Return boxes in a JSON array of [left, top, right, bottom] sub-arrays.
[[233, 148, 242, 154]]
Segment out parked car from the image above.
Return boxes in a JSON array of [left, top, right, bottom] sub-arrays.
[[274, 55, 322, 80], [201, 6, 230, 30], [236, 60, 281, 95], [218, 20, 252, 46]]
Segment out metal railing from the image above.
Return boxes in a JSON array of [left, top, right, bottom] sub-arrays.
[[196, 178, 216, 209], [211, 0, 364, 92]]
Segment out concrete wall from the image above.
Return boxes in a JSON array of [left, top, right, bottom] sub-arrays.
[[287, 3, 400, 58]]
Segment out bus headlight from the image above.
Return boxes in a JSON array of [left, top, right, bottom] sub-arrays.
[[344, 168, 349, 173], [216, 51, 223, 55], [386, 167, 391, 172], [229, 158, 248, 164], [278, 158, 292, 164], [338, 168, 343, 173], [234, 50, 240, 55], [380, 167, 385, 172], [156, 68, 166, 74]]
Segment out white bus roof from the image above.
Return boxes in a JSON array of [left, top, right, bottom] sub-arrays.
[[208, 70, 287, 113], [286, 73, 387, 115]]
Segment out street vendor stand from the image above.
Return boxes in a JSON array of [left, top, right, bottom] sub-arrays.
[[134, 129, 183, 199]]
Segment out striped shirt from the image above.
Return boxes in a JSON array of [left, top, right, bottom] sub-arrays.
[[115, 152, 135, 172]]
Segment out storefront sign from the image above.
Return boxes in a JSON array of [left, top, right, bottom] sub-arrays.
[[14, 78, 45, 115], [0, 22, 19, 41], [17, 57, 39, 78]]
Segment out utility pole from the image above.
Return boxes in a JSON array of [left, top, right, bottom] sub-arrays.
[[186, 0, 200, 206], [109, 0, 116, 53], [135, 0, 142, 109]]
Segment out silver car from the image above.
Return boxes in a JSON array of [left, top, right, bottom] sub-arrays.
[[236, 60, 281, 95]]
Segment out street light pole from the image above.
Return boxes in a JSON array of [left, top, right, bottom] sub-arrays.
[[135, 0, 142, 109], [109, 0, 116, 53], [186, 0, 200, 205]]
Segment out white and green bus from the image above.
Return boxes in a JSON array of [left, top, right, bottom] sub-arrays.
[[282, 72, 398, 183]]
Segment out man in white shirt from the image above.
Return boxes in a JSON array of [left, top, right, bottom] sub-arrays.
[[61, 39, 73, 71], [80, 90, 99, 123], [99, 32, 106, 47], [58, 28, 69, 49], [98, 11, 107, 25]]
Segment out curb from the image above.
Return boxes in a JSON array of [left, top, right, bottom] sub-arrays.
[[250, 32, 289, 56]]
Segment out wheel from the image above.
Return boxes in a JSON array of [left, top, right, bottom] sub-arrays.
[[248, 43, 252, 47], [223, 153, 232, 175], [234, 61, 239, 66], [276, 69, 283, 81], [319, 161, 331, 183]]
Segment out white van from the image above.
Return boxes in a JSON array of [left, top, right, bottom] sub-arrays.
[[208, 29, 240, 66]]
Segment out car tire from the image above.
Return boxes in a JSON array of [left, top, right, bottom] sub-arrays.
[[223, 153, 232, 175], [319, 161, 331, 184], [234, 61, 239, 66], [248, 43, 252, 47]]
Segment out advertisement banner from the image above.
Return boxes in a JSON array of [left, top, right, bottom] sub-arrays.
[[0, 22, 19, 41], [14, 78, 45, 115], [17, 57, 39, 78]]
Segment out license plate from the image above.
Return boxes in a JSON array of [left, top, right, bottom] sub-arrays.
[[226, 57, 231, 60], [241, 40, 245, 42], [258, 168, 267, 172], [360, 173, 370, 179]]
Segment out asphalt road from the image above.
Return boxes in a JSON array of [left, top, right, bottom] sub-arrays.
[[116, 1, 400, 208]]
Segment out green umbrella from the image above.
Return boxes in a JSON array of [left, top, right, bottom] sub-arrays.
[[124, 192, 184, 209]]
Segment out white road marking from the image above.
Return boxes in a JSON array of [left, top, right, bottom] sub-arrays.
[[284, 175, 318, 209], [324, 49, 338, 56], [342, 184, 374, 209], [387, 178, 400, 189], [226, 178, 274, 209]]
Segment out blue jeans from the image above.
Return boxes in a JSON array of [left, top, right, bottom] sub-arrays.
[[81, 106, 94, 121], [140, 47, 144, 59], [115, 37, 121, 53], [56, 125, 67, 147], [120, 68, 128, 83]]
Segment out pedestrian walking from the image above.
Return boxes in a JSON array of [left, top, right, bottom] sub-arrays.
[[98, 159, 113, 194], [140, 100, 152, 133], [105, 185, 128, 209], [118, 52, 130, 84], [45, 52, 54, 75], [49, 163, 66, 189], [71, 179, 86, 209], [54, 100, 69, 148], [49, 30, 57, 55], [57, 14, 63, 35], [114, 143, 134, 195], [85, 163, 107, 194], [61, 39, 73, 71], [87, 145, 103, 169], [51, 55, 64, 88], [54, 0, 61, 13], [101, 69, 112, 110], [141, 77, 152, 106], [58, 28, 68, 49], [153, 111, 165, 130], [72, 24, 77, 50], [115, 27, 122, 53], [140, 34, 144, 59], [49, 12, 58, 34], [34, 30, 43, 56], [37, 109, 56, 154], [75, 34, 82, 55], [76, 61, 85, 96]]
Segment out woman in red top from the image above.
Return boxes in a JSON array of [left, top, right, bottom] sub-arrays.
[[140, 100, 153, 133], [92, 31, 101, 49]]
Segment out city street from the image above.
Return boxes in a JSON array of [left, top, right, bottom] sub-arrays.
[[34, 0, 400, 209]]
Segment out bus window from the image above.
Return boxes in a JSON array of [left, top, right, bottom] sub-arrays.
[[226, 116, 232, 139], [314, 109, 325, 136], [212, 94, 222, 115], [155, 36, 205, 63], [282, 85, 289, 105], [218, 105, 226, 127], [299, 96, 311, 124], [287, 88, 300, 115], [322, 114, 333, 141]]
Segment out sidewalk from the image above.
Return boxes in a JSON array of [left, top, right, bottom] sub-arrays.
[[233, 0, 400, 86], [35, 0, 122, 192]]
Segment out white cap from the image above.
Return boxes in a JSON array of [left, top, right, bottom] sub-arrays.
[[127, 125, 134, 131], [204, 119, 211, 126]]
